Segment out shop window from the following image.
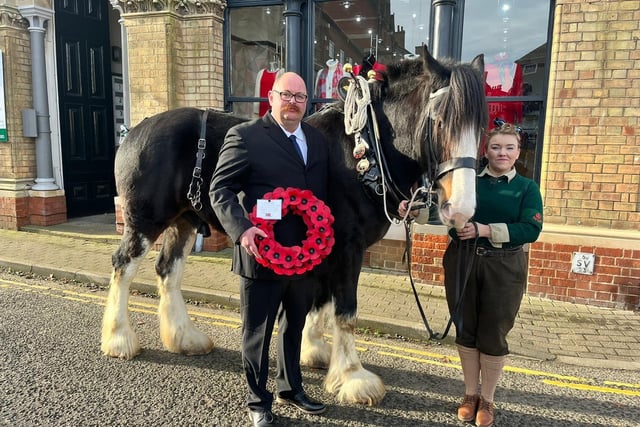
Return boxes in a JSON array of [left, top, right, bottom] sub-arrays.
[[462, 1, 551, 180], [228, 5, 285, 119], [313, 1, 430, 109]]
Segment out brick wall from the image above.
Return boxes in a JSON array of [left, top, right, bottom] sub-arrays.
[[125, 9, 225, 126], [125, 14, 175, 125], [120, 5, 228, 246], [529, 229, 639, 310], [543, 0, 639, 229], [526, 0, 640, 309]]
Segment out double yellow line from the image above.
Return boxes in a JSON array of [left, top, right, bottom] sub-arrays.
[[4, 278, 639, 396]]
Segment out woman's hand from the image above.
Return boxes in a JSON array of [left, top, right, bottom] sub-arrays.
[[456, 221, 484, 240]]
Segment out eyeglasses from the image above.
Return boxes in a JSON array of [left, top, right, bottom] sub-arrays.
[[493, 117, 522, 133], [272, 90, 308, 103]]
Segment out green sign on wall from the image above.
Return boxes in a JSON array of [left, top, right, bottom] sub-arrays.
[[0, 51, 6, 142]]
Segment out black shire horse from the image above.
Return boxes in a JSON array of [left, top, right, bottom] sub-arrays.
[[101, 48, 487, 406]]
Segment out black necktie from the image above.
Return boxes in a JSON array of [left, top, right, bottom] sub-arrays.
[[289, 135, 304, 163]]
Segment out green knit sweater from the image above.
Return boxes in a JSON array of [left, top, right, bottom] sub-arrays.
[[449, 172, 543, 248]]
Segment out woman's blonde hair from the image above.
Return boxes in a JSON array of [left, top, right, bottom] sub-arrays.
[[485, 121, 521, 146]]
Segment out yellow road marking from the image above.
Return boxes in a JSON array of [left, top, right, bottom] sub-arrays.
[[544, 380, 640, 396], [3, 277, 637, 396]]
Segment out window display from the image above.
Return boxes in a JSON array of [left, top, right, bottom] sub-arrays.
[[229, 6, 284, 118]]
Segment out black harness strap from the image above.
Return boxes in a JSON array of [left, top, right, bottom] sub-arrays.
[[437, 157, 477, 179], [187, 109, 210, 211]]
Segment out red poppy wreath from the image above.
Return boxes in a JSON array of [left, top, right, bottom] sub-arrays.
[[248, 187, 335, 276]]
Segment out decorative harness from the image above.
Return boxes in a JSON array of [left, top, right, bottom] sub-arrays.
[[341, 68, 479, 341], [341, 71, 476, 225]]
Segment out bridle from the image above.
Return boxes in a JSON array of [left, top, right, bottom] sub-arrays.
[[343, 73, 478, 224], [411, 85, 477, 219]]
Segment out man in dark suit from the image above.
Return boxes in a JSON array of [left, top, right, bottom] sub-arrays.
[[210, 72, 329, 427]]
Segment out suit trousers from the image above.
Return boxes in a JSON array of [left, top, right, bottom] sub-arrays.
[[240, 275, 317, 411]]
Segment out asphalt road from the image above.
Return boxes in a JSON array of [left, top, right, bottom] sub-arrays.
[[1, 268, 639, 426]]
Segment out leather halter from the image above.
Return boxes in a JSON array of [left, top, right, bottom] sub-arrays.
[[354, 80, 477, 220]]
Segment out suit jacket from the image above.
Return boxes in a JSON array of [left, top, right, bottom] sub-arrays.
[[210, 113, 330, 280]]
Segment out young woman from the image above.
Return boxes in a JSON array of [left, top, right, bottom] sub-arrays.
[[399, 121, 543, 427]]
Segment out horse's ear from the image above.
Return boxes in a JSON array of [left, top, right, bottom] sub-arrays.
[[470, 54, 485, 75], [421, 44, 446, 76]]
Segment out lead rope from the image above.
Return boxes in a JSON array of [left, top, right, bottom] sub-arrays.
[[404, 220, 478, 341]]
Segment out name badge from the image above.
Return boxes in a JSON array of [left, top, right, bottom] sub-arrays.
[[256, 199, 282, 220]]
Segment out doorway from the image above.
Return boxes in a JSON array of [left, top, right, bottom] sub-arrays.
[[54, 0, 115, 217]]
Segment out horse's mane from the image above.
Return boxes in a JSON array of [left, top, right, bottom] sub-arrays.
[[375, 52, 488, 165]]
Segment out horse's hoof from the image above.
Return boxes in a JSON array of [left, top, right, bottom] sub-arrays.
[[325, 368, 386, 406], [180, 338, 214, 356], [101, 337, 141, 360], [161, 327, 214, 356]]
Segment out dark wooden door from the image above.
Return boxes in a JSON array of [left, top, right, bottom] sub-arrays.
[[55, 0, 115, 217]]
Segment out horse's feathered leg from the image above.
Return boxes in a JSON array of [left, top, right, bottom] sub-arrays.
[[101, 224, 151, 359], [301, 301, 333, 369], [324, 253, 386, 405], [156, 217, 214, 355]]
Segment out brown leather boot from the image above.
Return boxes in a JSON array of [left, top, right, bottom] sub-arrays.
[[457, 394, 479, 422], [475, 397, 494, 427]]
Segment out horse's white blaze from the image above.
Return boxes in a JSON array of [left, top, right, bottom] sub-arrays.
[[158, 233, 214, 355], [101, 244, 147, 359], [439, 125, 478, 230], [324, 315, 386, 405], [301, 302, 332, 369]]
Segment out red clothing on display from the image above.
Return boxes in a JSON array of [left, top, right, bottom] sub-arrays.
[[484, 61, 524, 125], [255, 67, 283, 117]]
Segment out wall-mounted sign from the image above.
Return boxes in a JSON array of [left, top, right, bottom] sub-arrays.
[[571, 252, 595, 275], [0, 51, 7, 142]]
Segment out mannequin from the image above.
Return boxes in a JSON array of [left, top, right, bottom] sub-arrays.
[[314, 58, 344, 100], [254, 60, 284, 117]]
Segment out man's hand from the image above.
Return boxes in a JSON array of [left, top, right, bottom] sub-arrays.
[[239, 226, 268, 258]]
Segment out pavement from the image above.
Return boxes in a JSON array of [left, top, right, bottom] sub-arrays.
[[1, 214, 639, 371]]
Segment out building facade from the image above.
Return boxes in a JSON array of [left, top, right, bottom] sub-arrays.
[[0, 0, 638, 309]]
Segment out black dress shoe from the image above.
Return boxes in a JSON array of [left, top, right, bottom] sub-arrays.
[[247, 408, 275, 427], [276, 391, 326, 415]]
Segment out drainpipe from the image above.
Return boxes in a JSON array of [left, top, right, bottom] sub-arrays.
[[110, 0, 131, 128], [17, 5, 58, 190]]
